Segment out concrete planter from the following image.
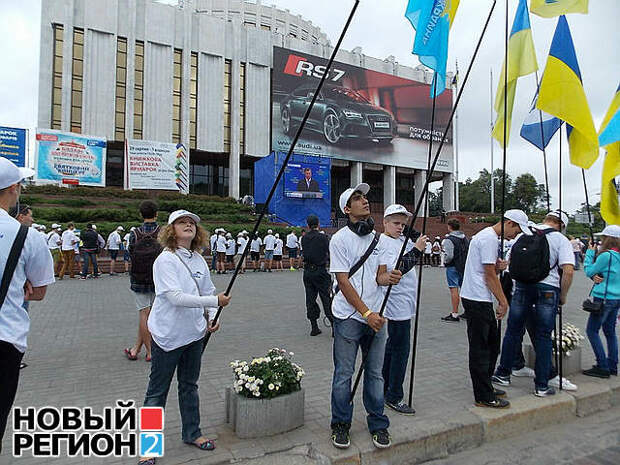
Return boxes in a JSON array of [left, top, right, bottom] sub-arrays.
[[524, 344, 582, 376], [225, 387, 304, 439]]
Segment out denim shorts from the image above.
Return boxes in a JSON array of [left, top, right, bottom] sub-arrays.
[[265, 250, 274, 260], [445, 266, 463, 288], [109, 250, 119, 260]]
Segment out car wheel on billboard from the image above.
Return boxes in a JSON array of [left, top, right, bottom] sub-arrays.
[[282, 106, 292, 136], [323, 110, 341, 144]]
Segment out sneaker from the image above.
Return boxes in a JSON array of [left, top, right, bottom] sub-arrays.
[[385, 400, 416, 415], [371, 429, 391, 449], [512, 367, 535, 378], [475, 398, 510, 409], [441, 314, 460, 323], [549, 375, 578, 391], [310, 327, 322, 336], [534, 386, 556, 397], [493, 388, 506, 398], [331, 423, 350, 449], [582, 366, 610, 379], [491, 374, 511, 386], [290, 266, 295, 271], [80, 276, 87, 280]]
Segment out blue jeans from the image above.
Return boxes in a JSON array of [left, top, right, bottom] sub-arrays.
[[81, 251, 99, 277], [331, 318, 389, 433], [445, 266, 463, 288], [573, 252, 581, 270], [144, 338, 203, 443], [586, 298, 620, 372], [382, 319, 411, 404], [496, 283, 559, 389]]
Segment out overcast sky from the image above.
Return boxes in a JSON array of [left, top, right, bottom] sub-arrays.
[[1, 0, 618, 213]]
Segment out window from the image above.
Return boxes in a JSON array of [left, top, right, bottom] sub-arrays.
[[223, 59, 231, 152], [115, 37, 127, 141], [239, 62, 246, 154], [70, 28, 84, 133], [133, 41, 144, 139], [190, 52, 198, 149], [51, 24, 63, 129], [172, 49, 182, 143]]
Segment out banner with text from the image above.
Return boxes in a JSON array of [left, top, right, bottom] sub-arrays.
[[125, 139, 189, 193], [0, 126, 27, 167]]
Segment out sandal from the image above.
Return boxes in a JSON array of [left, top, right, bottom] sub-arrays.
[[124, 348, 138, 361], [186, 438, 215, 451], [145, 354, 152, 362], [138, 459, 156, 465]]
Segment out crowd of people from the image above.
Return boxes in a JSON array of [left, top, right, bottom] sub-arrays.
[[1, 155, 619, 461]]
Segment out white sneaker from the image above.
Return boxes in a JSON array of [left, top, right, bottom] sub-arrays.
[[549, 375, 577, 391], [512, 367, 535, 378]]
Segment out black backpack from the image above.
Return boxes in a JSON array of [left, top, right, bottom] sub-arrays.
[[446, 235, 469, 275], [509, 228, 555, 284], [129, 226, 162, 286]]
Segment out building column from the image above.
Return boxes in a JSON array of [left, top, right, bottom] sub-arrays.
[[414, 169, 428, 217], [351, 161, 363, 187], [228, 19, 241, 199], [442, 172, 455, 212], [383, 165, 396, 207]]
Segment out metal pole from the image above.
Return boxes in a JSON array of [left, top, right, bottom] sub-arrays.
[[534, 71, 551, 210], [558, 127, 563, 390], [581, 169, 595, 242], [490, 68, 495, 214], [454, 61, 460, 211]]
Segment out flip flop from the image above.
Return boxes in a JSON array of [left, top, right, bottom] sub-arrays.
[[124, 348, 138, 361], [145, 355, 152, 362], [138, 458, 156, 465], [186, 438, 215, 451]]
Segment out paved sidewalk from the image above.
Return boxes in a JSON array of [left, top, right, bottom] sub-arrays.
[[0, 266, 607, 463]]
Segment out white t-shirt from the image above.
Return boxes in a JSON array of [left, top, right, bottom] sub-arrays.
[[329, 227, 383, 324], [460, 226, 499, 303], [533, 225, 575, 288], [237, 237, 248, 254], [571, 239, 583, 253], [61, 229, 78, 251], [424, 242, 432, 254], [123, 233, 130, 246], [378, 234, 417, 321], [0, 210, 55, 352], [274, 238, 283, 255], [148, 249, 219, 351], [107, 231, 121, 250], [264, 234, 276, 250], [432, 241, 441, 254], [216, 235, 227, 253], [226, 238, 236, 255], [47, 232, 61, 250], [286, 233, 298, 249], [38, 230, 47, 242], [250, 237, 262, 252], [210, 234, 217, 252]]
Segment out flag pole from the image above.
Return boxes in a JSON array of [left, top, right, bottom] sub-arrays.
[[350, 0, 499, 402], [534, 70, 551, 210], [581, 169, 595, 243], [490, 68, 495, 213], [201, 0, 360, 353], [557, 126, 563, 390]]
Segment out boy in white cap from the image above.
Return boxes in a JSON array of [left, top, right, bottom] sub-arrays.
[[47, 224, 63, 276], [273, 233, 284, 271], [225, 233, 236, 271], [107, 226, 124, 275], [263, 229, 276, 272], [236, 232, 247, 273]]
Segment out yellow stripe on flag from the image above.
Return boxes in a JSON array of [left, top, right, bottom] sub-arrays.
[[531, 0, 588, 19]]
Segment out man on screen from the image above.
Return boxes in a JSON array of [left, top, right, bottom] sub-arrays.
[[297, 167, 320, 192]]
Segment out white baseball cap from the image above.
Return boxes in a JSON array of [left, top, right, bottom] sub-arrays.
[[504, 209, 532, 235], [275, 233, 280, 238], [168, 209, 200, 225], [339, 183, 370, 214], [547, 209, 569, 228], [384, 204, 412, 218], [117, 226, 124, 231], [237, 232, 243, 237], [0, 157, 35, 190], [598, 225, 620, 238], [92, 225, 97, 230], [268, 229, 273, 234], [52, 223, 61, 229]]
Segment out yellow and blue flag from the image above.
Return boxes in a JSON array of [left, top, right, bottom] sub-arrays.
[[520, 81, 562, 150], [536, 16, 599, 169], [531, 0, 588, 19], [599, 83, 620, 224], [405, 0, 460, 97], [492, 0, 538, 146]]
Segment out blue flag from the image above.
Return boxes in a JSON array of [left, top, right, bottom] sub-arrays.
[[520, 81, 562, 150]]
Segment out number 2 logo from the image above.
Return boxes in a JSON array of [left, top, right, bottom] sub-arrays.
[[140, 432, 164, 457]]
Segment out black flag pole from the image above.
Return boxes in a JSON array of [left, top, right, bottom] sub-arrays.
[[534, 70, 551, 211], [350, 0, 499, 402], [202, 0, 361, 353], [581, 169, 595, 243]]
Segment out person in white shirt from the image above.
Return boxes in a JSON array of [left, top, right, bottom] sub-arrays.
[[209, 229, 219, 271], [378, 205, 427, 416], [47, 224, 63, 276], [107, 226, 124, 275], [215, 229, 227, 274], [569, 235, 584, 270], [263, 229, 276, 272], [329, 184, 402, 450], [59, 222, 79, 279], [493, 210, 576, 396], [122, 230, 131, 272], [286, 231, 299, 270], [250, 233, 263, 272], [424, 239, 432, 266], [142, 210, 230, 460], [225, 233, 236, 271], [0, 157, 55, 448], [460, 209, 529, 409], [236, 232, 248, 273], [273, 233, 284, 271]]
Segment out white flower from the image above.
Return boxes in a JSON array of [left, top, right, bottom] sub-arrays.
[[245, 382, 251, 389], [248, 376, 255, 382], [243, 366, 249, 372], [253, 391, 260, 397], [289, 352, 294, 356], [268, 383, 275, 390], [275, 385, 280, 390]]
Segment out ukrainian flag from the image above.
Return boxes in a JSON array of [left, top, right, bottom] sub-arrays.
[[531, 0, 588, 19], [492, 0, 538, 146], [537, 16, 599, 169], [599, 83, 620, 224], [405, 0, 460, 97]]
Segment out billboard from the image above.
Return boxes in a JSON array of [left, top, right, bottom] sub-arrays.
[[35, 129, 106, 186], [272, 46, 454, 172], [284, 159, 330, 199], [0, 126, 27, 167], [125, 139, 189, 193]]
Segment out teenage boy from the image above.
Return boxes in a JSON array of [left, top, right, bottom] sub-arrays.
[[225, 233, 236, 271], [216, 229, 227, 274], [107, 226, 123, 275], [273, 233, 284, 271], [210, 229, 219, 271], [492, 210, 575, 396], [379, 204, 427, 416], [263, 229, 276, 272], [236, 232, 247, 273], [329, 183, 402, 450], [441, 219, 469, 322], [47, 224, 63, 276], [59, 223, 79, 279], [460, 209, 531, 408], [250, 233, 262, 272], [287, 230, 299, 270]]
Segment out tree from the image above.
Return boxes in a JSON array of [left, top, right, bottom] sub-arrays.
[[511, 173, 547, 214], [458, 169, 513, 213]]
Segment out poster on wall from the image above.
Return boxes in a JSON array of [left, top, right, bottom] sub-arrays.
[[272, 46, 454, 172], [35, 129, 106, 186], [125, 139, 189, 193], [0, 126, 27, 167], [283, 157, 330, 199]]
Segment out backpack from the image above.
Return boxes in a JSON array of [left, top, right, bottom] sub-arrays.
[[129, 226, 162, 286], [509, 228, 555, 284], [446, 235, 469, 275]]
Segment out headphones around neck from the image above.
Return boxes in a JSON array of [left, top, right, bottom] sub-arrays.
[[347, 216, 375, 236]]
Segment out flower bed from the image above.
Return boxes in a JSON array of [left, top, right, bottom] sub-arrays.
[[552, 323, 585, 356]]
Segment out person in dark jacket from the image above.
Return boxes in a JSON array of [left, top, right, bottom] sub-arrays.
[[80, 224, 100, 279]]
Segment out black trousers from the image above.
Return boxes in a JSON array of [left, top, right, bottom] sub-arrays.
[[303, 266, 333, 322], [0, 341, 24, 452], [462, 298, 500, 403]]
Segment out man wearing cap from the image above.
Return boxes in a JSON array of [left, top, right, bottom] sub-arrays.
[[460, 209, 531, 408], [263, 229, 276, 272], [273, 232, 284, 271], [59, 223, 79, 279], [301, 214, 333, 336], [236, 232, 248, 273], [329, 183, 401, 450], [107, 226, 124, 275], [0, 158, 54, 450], [286, 230, 299, 270], [492, 210, 575, 396], [47, 224, 63, 276], [80, 223, 101, 279], [210, 229, 219, 271]]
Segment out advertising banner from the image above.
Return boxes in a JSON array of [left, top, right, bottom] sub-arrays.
[[125, 139, 189, 193], [0, 126, 27, 167], [35, 129, 106, 186], [272, 46, 454, 172]]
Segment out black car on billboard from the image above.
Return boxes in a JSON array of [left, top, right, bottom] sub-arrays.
[[280, 84, 398, 145]]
